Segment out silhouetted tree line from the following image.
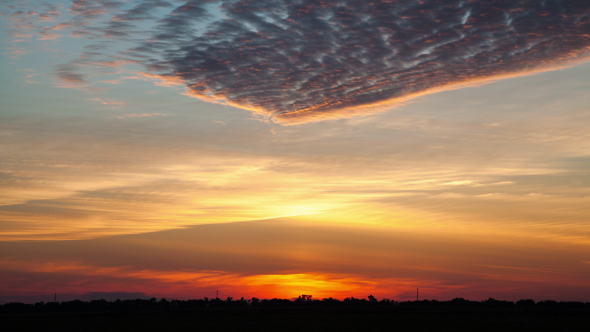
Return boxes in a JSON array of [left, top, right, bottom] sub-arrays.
[[2, 296, 589, 313], [396, 298, 589, 309]]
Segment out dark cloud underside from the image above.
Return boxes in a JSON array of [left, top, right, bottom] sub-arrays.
[[53, 0, 590, 122]]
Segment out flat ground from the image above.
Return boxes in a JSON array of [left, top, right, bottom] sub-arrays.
[[3, 307, 590, 332]]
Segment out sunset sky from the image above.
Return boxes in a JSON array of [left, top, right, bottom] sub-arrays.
[[1, 0, 589, 304]]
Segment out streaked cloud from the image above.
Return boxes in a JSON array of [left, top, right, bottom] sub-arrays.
[[114, 113, 166, 119], [1, 220, 589, 301], [89, 97, 126, 108], [1, 66, 589, 241], [443, 180, 473, 186]]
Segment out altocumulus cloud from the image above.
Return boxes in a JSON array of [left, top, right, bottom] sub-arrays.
[[12, 0, 590, 123], [130, 0, 590, 123]]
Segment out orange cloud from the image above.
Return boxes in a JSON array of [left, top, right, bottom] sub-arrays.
[[272, 58, 590, 125], [173, 55, 590, 126], [5, 256, 578, 301], [0, 259, 420, 300], [140, 73, 185, 87]]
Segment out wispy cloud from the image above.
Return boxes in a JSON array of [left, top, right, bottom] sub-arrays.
[[55, 63, 90, 88], [443, 180, 473, 186], [9, 31, 32, 39], [139, 72, 185, 87], [114, 113, 166, 119], [89, 98, 126, 108], [2, 48, 28, 59]]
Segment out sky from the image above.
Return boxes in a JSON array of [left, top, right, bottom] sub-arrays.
[[1, 0, 589, 304]]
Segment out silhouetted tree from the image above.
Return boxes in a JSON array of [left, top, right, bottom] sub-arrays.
[[516, 299, 535, 307], [250, 297, 260, 307]]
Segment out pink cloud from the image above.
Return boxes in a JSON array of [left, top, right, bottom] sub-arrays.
[[89, 98, 126, 109], [99, 79, 126, 85], [38, 8, 62, 21], [9, 31, 32, 39], [37, 32, 61, 40], [25, 74, 41, 84], [2, 48, 28, 59], [47, 23, 71, 31]]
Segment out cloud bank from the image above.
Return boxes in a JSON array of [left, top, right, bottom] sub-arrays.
[[129, 0, 590, 123], [5, 0, 590, 123]]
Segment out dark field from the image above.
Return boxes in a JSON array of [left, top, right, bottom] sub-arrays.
[[3, 306, 590, 332]]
